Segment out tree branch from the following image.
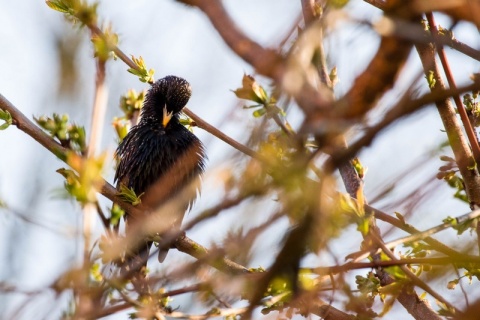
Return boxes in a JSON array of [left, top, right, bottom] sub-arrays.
[[415, 42, 480, 205]]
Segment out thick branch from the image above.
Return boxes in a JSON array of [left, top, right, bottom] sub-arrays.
[[415, 42, 480, 205]]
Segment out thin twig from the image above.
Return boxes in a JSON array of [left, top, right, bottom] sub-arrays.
[[183, 108, 261, 160], [311, 256, 480, 275]]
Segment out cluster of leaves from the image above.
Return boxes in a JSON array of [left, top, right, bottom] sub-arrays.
[[35, 113, 86, 153], [347, 272, 379, 318], [234, 74, 284, 119], [447, 264, 480, 291], [127, 55, 155, 84], [337, 188, 371, 236], [46, 0, 98, 27], [117, 184, 143, 206], [436, 155, 468, 203], [402, 241, 431, 259], [355, 260, 411, 318], [0, 108, 12, 130], [397, 242, 433, 276], [442, 215, 477, 235], [351, 157, 367, 179], [464, 92, 480, 126], [112, 89, 146, 141], [91, 24, 118, 62], [57, 152, 105, 204], [47, 0, 121, 64]]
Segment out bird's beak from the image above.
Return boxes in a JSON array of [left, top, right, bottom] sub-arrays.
[[162, 106, 173, 127]]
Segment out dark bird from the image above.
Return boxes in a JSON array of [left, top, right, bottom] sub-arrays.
[[114, 75, 205, 271]]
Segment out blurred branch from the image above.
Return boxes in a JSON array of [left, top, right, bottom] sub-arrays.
[[366, 16, 480, 62], [177, 0, 333, 119], [327, 81, 480, 170], [330, 1, 419, 119], [310, 300, 354, 320], [176, 0, 284, 79], [2, 205, 69, 235]]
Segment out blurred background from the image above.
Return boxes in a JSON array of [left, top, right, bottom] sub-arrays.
[[0, 0, 479, 319]]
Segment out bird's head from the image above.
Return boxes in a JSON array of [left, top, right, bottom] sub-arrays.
[[143, 75, 192, 127]]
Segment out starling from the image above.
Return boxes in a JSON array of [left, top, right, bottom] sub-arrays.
[[114, 75, 206, 269]]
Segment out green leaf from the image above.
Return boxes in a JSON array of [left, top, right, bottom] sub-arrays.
[[112, 117, 129, 141], [68, 124, 86, 153], [298, 270, 316, 291], [351, 157, 367, 178], [110, 204, 125, 226], [57, 153, 106, 204], [128, 55, 155, 83], [426, 70, 436, 89], [328, 0, 350, 8], [119, 89, 145, 118], [90, 263, 103, 282], [253, 108, 267, 118], [356, 217, 370, 236], [329, 66, 338, 87], [45, 0, 70, 13], [356, 272, 380, 294], [91, 25, 118, 62], [0, 109, 12, 130], [384, 265, 407, 281], [118, 184, 143, 206], [233, 74, 269, 104]]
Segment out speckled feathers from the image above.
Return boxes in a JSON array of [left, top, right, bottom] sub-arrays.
[[114, 75, 205, 263]]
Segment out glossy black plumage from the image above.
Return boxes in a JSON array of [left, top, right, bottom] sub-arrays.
[[115, 75, 205, 266]]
